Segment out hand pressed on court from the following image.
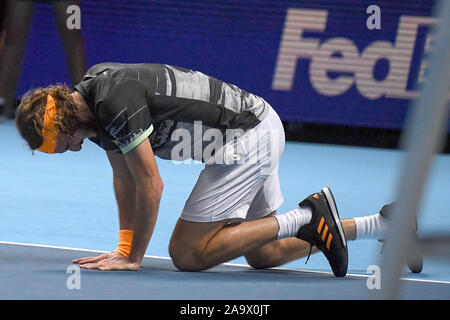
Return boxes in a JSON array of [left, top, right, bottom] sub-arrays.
[[73, 251, 140, 271]]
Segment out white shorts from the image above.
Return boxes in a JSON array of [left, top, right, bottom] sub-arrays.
[[180, 106, 285, 222]]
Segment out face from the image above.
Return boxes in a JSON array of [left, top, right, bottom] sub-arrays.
[[53, 123, 96, 154], [52, 92, 96, 154]]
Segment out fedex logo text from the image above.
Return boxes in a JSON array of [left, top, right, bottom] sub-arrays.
[[272, 8, 437, 100]]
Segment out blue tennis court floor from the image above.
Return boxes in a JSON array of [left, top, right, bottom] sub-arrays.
[[0, 241, 449, 300], [1, 119, 449, 299]]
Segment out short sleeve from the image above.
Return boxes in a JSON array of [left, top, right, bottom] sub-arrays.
[[98, 78, 154, 154]]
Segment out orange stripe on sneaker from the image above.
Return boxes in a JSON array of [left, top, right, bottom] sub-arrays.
[[322, 225, 328, 241], [317, 217, 325, 234], [326, 233, 333, 250]]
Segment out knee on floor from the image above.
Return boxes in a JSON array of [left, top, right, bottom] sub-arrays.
[[169, 242, 207, 271]]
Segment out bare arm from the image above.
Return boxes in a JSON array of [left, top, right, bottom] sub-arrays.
[[73, 146, 155, 269], [122, 139, 164, 265], [106, 150, 136, 231]]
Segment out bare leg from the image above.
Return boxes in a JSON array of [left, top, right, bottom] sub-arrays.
[[52, 0, 86, 85], [245, 216, 356, 269], [0, 0, 35, 118], [169, 212, 357, 271], [169, 216, 279, 271]]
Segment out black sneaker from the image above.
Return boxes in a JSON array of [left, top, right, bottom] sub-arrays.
[[296, 187, 348, 277], [378, 203, 423, 273]]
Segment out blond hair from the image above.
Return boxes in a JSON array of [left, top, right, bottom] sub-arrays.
[[15, 84, 81, 151]]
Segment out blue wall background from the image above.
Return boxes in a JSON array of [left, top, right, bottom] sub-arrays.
[[18, 0, 440, 129]]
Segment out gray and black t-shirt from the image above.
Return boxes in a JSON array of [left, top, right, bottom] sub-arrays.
[[74, 62, 269, 161]]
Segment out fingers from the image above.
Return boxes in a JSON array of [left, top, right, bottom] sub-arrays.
[[78, 257, 113, 270], [75, 255, 139, 271], [79, 260, 138, 271], [98, 262, 139, 271], [72, 253, 110, 264], [72, 256, 96, 264], [73, 255, 104, 264], [78, 262, 103, 269]]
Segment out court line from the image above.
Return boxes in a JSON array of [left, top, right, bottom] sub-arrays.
[[1, 240, 449, 285]]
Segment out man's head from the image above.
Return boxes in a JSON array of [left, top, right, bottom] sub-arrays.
[[15, 84, 96, 154]]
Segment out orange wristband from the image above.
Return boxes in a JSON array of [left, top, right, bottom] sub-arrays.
[[114, 230, 134, 257]]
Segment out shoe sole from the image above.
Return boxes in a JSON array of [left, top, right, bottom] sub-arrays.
[[408, 233, 423, 273], [378, 204, 423, 273], [322, 187, 347, 249], [408, 259, 423, 273]]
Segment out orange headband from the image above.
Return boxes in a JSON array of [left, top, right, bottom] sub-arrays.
[[37, 95, 58, 154]]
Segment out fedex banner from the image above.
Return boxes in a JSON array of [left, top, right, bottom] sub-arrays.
[[18, 0, 442, 129]]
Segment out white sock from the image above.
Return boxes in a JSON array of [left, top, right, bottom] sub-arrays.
[[354, 213, 387, 239], [274, 206, 312, 239]]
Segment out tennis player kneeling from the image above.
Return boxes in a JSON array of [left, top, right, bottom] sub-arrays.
[[15, 63, 422, 277]]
